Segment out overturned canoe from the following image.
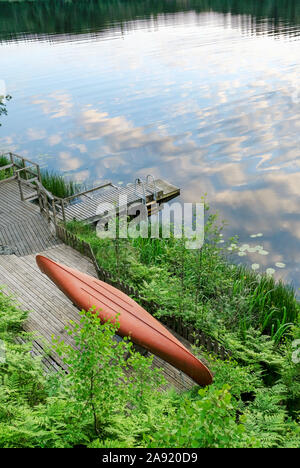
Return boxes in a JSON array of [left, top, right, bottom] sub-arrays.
[[36, 255, 213, 386]]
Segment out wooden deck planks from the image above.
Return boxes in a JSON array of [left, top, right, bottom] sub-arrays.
[[0, 180, 60, 255]]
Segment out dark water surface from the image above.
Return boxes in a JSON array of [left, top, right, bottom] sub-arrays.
[[0, 0, 300, 290]]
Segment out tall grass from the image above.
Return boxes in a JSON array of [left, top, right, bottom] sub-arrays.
[[40, 170, 80, 199], [0, 155, 9, 166]]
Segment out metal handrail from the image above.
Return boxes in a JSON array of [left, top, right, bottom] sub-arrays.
[[134, 178, 147, 205], [146, 174, 158, 201]]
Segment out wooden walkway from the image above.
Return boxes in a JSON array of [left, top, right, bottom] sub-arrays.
[[0, 179, 61, 256], [0, 245, 195, 391]]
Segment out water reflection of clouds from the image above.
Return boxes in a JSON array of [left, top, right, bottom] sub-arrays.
[[73, 107, 197, 162], [59, 151, 81, 171], [32, 92, 73, 119], [27, 128, 46, 141], [48, 134, 62, 146]]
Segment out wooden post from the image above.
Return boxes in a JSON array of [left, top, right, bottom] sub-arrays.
[[37, 186, 43, 215], [61, 200, 66, 224], [51, 199, 57, 226], [44, 192, 50, 222], [17, 172, 24, 201], [36, 164, 42, 183], [22, 158, 28, 180], [9, 152, 15, 176]]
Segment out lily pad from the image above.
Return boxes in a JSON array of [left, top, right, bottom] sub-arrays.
[[258, 250, 269, 256], [275, 262, 286, 269]]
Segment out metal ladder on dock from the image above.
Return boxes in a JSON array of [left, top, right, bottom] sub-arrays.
[[134, 175, 161, 216]]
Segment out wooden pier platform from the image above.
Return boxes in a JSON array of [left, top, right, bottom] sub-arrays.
[[1, 152, 180, 226], [62, 178, 180, 224]]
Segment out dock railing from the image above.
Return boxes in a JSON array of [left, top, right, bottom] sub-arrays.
[[1, 151, 42, 200], [0, 152, 117, 225]]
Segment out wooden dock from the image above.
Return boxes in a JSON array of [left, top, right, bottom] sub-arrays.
[[62, 178, 180, 224], [0, 154, 197, 391]]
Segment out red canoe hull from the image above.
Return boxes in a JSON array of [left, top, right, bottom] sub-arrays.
[[36, 255, 213, 386]]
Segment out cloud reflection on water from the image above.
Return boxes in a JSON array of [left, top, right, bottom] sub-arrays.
[[1, 8, 299, 289]]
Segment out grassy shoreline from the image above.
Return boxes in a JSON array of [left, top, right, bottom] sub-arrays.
[[65, 217, 300, 388], [66, 219, 299, 346]]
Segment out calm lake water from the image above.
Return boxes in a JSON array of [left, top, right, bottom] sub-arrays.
[[0, 0, 300, 291]]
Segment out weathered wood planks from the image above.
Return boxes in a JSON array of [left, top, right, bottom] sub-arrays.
[[0, 180, 60, 255], [62, 179, 180, 224]]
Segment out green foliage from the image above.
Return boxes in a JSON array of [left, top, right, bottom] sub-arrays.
[[0, 95, 11, 127], [0, 292, 299, 448], [0, 290, 28, 341], [0, 155, 13, 180], [244, 385, 300, 448], [144, 384, 259, 448], [52, 310, 165, 443], [66, 216, 299, 346], [0, 296, 167, 447], [63, 218, 299, 448]]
